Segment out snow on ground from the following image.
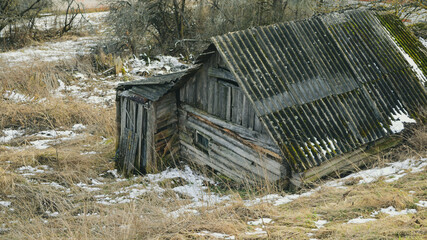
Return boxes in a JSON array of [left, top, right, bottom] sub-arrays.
[[245, 189, 317, 207], [0, 12, 107, 67], [0, 129, 25, 143], [33, 11, 108, 32], [17, 165, 53, 176], [2, 91, 35, 103], [325, 158, 427, 187], [370, 206, 417, 217], [47, 55, 189, 108], [416, 201, 427, 208], [0, 37, 98, 67], [243, 158, 427, 209], [92, 165, 230, 217], [314, 220, 328, 229], [0, 201, 11, 207], [245, 227, 268, 236], [346, 216, 376, 224], [196, 231, 235, 240], [346, 206, 418, 224], [248, 218, 274, 226], [127, 55, 189, 78], [1, 126, 85, 150]]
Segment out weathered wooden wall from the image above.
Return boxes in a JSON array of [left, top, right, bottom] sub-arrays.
[[178, 53, 287, 183], [151, 92, 180, 171], [116, 94, 152, 174], [180, 52, 268, 134]]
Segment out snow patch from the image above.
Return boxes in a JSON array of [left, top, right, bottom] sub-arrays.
[[371, 206, 417, 217], [248, 218, 273, 226], [81, 151, 97, 155], [0, 129, 25, 143], [3, 91, 34, 103], [0, 201, 11, 207], [196, 231, 235, 239], [420, 37, 427, 48], [347, 216, 376, 224], [128, 55, 189, 78], [77, 182, 101, 192], [17, 165, 52, 176], [390, 34, 427, 85], [389, 110, 416, 134], [326, 158, 427, 187], [245, 228, 267, 236], [415, 201, 427, 208], [72, 124, 86, 131], [45, 210, 59, 217], [314, 220, 328, 229], [245, 189, 316, 207]]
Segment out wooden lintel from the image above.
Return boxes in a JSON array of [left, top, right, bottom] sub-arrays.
[[208, 67, 236, 82]]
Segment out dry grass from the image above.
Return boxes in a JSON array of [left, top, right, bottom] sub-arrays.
[[0, 51, 426, 239], [0, 99, 115, 136]]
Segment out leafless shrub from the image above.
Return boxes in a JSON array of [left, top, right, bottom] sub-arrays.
[[105, 0, 318, 56]]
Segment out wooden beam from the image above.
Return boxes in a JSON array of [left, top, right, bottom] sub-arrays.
[[208, 67, 236, 82], [292, 137, 402, 186]]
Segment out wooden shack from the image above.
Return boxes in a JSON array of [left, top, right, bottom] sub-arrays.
[[115, 10, 427, 186]]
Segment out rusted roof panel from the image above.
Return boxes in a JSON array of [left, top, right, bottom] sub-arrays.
[[212, 10, 427, 172]]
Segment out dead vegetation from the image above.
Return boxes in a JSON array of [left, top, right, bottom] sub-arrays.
[[0, 4, 426, 239]]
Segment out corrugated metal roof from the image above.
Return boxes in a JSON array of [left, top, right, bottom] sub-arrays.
[[212, 10, 427, 172]]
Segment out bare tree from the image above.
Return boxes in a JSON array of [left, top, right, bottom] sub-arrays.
[[59, 0, 84, 36], [0, 0, 52, 33]]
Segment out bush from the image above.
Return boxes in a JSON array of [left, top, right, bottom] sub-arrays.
[[105, 0, 317, 56]]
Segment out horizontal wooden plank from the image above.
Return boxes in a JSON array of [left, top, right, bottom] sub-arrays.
[[182, 116, 285, 175], [179, 129, 281, 177], [208, 67, 236, 82], [180, 140, 253, 183], [181, 104, 279, 154]]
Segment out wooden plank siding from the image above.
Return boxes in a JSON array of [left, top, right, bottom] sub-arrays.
[[178, 105, 286, 183], [177, 52, 286, 182], [179, 52, 268, 134], [150, 92, 180, 171]]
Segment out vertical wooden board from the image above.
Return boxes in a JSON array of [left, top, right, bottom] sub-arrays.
[[145, 104, 157, 172], [254, 115, 263, 132], [130, 101, 136, 131], [201, 67, 209, 112], [141, 106, 148, 169], [231, 88, 238, 123], [248, 102, 255, 130], [207, 78, 215, 114], [180, 86, 184, 102], [218, 84, 227, 119], [226, 86, 232, 121], [116, 97, 121, 150], [212, 80, 218, 116], [241, 95, 250, 128], [188, 74, 198, 106], [123, 129, 132, 171], [127, 133, 139, 175], [136, 104, 143, 171], [195, 71, 202, 108], [121, 97, 127, 139], [123, 129, 138, 175], [184, 79, 190, 104], [236, 90, 243, 125]]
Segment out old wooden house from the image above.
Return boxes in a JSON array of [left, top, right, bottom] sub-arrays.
[[115, 10, 427, 186]]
